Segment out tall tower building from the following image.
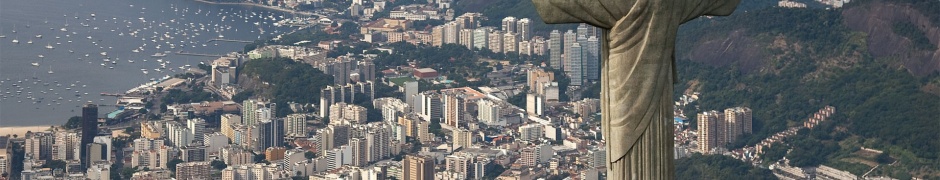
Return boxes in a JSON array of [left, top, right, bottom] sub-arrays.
[[585, 36, 600, 81], [549, 30, 563, 69], [488, 30, 504, 53], [477, 99, 500, 124], [405, 155, 434, 180], [452, 128, 472, 149], [517, 18, 532, 40], [257, 119, 285, 152], [697, 111, 723, 153], [562, 30, 577, 70], [503, 32, 519, 53], [285, 114, 307, 137], [350, 138, 368, 167], [724, 107, 753, 139], [566, 42, 584, 86], [242, 99, 275, 126], [576, 23, 589, 38], [472, 28, 490, 50], [81, 104, 98, 170], [443, 22, 459, 44], [187, 118, 207, 146], [432, 26, 444, 47], [418, 92, 443, 122], [501, 17, 517, 33], [459, 29, 474, 49]]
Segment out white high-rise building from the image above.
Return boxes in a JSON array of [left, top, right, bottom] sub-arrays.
[[452, 128, 472, 149], [477, 99, 500, 124], [167, 122, 193, 147], [472, 28, 490, 50], [563, 30, 577, 70], [577, 23, 589, 39], [503, 32, 519, 53], [285, 113, 307, 137], [501, 17, 517, 33], [242, 99, 276, 126], [518, 124, 544, 141], [488, 30, 504, 53], [566, 42, 584, 86], [459, 28, 475, 49], [549, 30, 563, 69], [188, 118, 207, 145], [585, 36, 600, 81], [517, 18, 531, 40], [443, 22, 459, 45], [404, 81, 419, 110]]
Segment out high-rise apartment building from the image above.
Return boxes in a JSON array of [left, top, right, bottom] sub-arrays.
[[566, 42, 584, 86], [549, 30, 563, 69], [725, 107, 753, 135], [517, 18, 531, 40], [698, 107, 753, 154], [502, 17, 517, 33], [503, 32, 519, 53], [488, 30, 504, 53], [477, 99, 500, 124], [81, 104, 98, 170], [459, 28, 474, 49], [452, 128, 472, 149], [176, 161, 211, 180], [285, 113, 307, 137], [442, 92, 467, 128], [585, 36, 600, 81], [697, 110, 723, 153], [472, 28, 490, 50], [242, 99, 276, 126], [563, 30, 577, 70], [405, 155, 434, 180], [188, 118, 207, 145], [432, 26, 444, 47]]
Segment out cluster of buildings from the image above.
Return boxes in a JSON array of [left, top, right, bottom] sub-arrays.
[[14, 105, 114, 179], [696, 107, 753, 154]]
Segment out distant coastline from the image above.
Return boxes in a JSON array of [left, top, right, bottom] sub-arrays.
[[192, 0, 314, 16], [0, 126, 56, 137]]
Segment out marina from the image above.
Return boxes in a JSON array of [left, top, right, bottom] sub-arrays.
[[0, 0, 302, 126]]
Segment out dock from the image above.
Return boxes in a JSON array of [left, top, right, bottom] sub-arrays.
[[206, 39, 254, 43], [175, 50, 224, 57]]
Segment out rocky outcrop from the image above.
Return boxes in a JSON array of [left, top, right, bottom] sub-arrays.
[[843, 1, 940, 76]]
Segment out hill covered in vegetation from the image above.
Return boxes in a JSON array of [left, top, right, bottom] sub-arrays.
[[672, 0, 940, 178]]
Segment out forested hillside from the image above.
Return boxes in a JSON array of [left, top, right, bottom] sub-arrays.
[[673, 0, 940, 178]]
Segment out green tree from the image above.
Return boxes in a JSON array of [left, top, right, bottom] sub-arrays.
[[211, 160, 227, 170], [254, 153, 267, 163], [304, 151, 316, 159], [63, 116, 82, 129], [429, 119, 443, 137], [675, 154, 775, 179]]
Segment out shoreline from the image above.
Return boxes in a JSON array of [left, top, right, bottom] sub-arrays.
[[0, 126, 58, 137], [192, 0, 314, 16]]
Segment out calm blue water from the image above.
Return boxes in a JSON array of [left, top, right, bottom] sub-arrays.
[[0, 0, 300, 126]]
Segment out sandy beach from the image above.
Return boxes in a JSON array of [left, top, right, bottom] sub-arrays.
[[0, 126, 57, 137]]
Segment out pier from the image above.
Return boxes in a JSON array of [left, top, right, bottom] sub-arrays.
[[206, 39, 254, 43], [175, 50, 224, 57]]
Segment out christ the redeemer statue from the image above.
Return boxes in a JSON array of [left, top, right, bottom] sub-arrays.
[[532, 0, 740, 179]]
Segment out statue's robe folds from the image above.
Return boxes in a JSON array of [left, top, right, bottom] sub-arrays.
[[532, 0, 739, 179]]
